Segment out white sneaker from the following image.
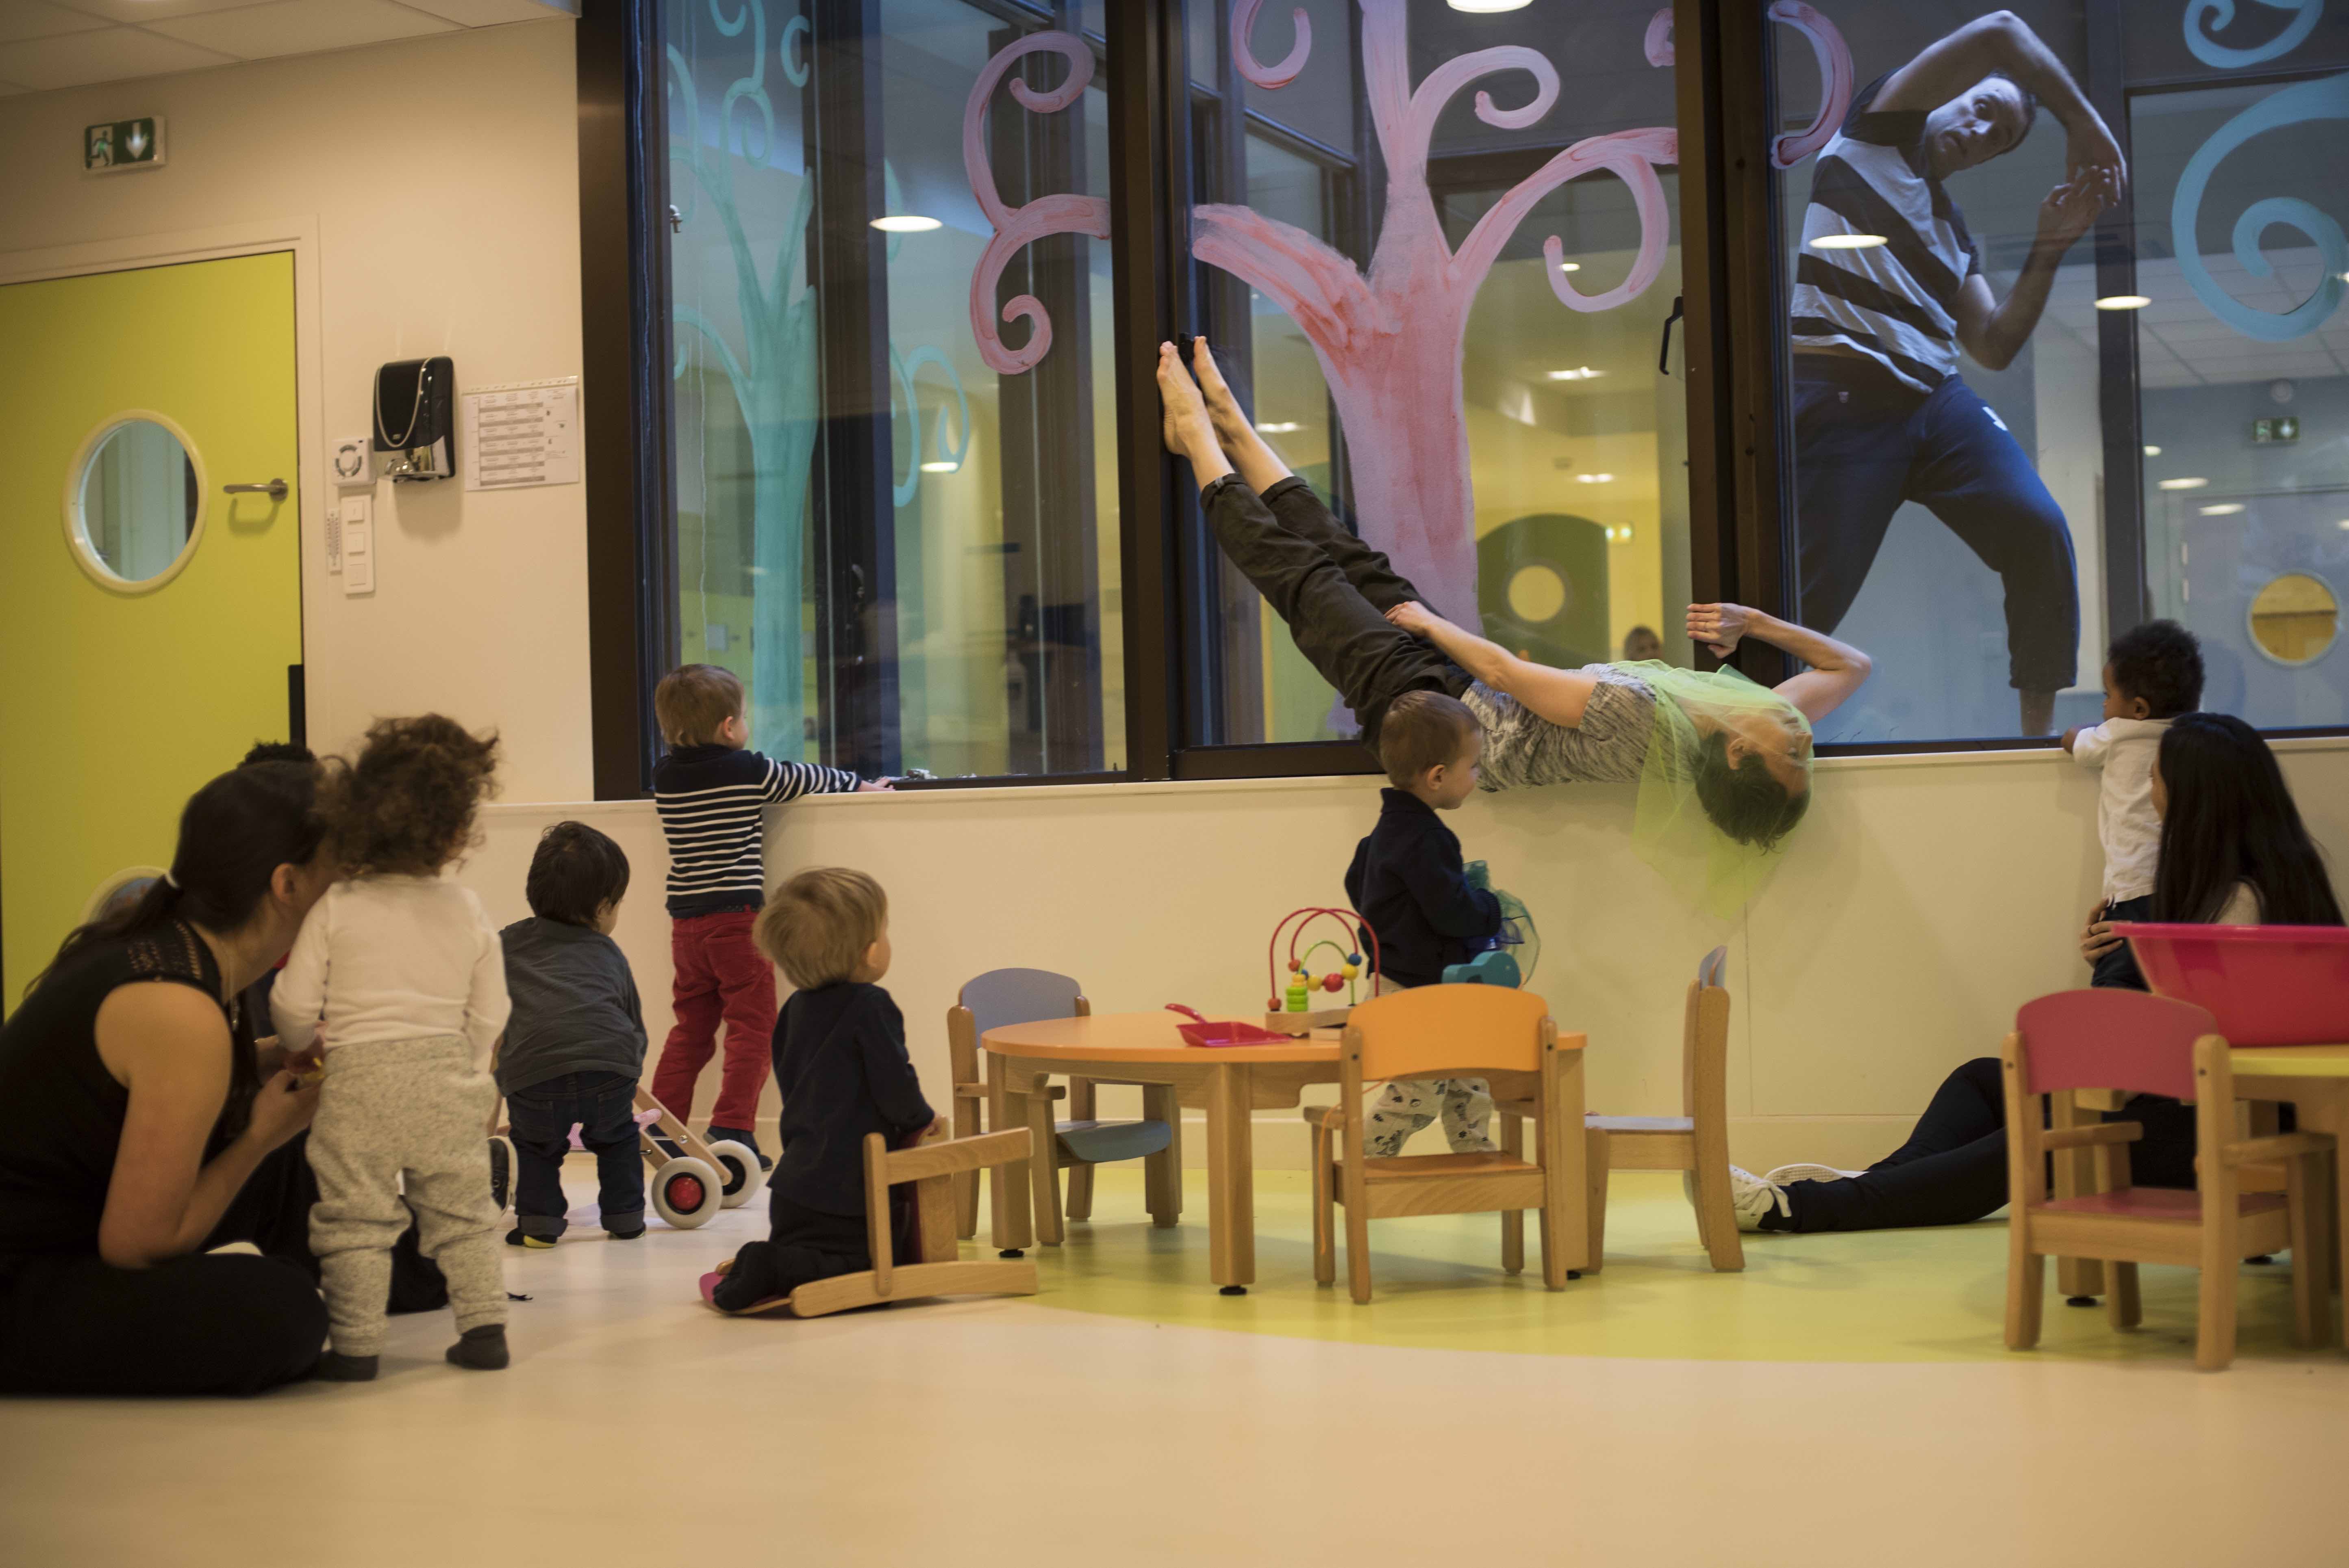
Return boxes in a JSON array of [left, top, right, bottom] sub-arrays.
[[1728, 1165, 1793, 1231], [1764, 1162, 1864, 1185]]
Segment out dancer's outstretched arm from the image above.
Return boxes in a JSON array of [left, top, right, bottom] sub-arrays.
[[1386, 602, 1601, 729], [1688, 604, 1873, 724]]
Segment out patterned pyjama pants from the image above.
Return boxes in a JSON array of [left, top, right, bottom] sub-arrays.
[[1363, 1077, 1495, 1157], [309, 1037, 507, 1357]]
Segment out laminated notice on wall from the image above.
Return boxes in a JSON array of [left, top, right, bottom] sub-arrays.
[[461, 378, 580, 491]]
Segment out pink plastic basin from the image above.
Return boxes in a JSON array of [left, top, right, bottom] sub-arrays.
[[2110, 923, 2349, 1046]]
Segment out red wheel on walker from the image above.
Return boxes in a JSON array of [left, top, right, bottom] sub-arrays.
[[651, 1156, 724, 1229]]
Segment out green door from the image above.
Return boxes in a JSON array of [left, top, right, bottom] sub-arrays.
[[0, 252, 302, 1008]]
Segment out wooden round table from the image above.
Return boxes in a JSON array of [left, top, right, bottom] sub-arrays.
[[981, 1012, 1341, 1293], [2230, 1043, 2349, 1349]]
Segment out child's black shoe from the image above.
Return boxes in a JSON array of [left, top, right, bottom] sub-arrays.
[[447, 1325, 510, 1370], [315, 1351, 378, 1382], [706, 1125, 772, 1170], [505, 1227, 555, 1249], [606, 1224, 646, 1240]]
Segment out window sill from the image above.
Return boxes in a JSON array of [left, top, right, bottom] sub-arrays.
[[506, 732, 2349, 819]]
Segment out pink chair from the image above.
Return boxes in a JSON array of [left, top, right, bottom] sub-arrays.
[[2001, 989, 2336, 1371]]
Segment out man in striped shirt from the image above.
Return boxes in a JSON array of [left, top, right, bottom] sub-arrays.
[[1790, 10, 2125, 736], [646, 664, 887, 1164]]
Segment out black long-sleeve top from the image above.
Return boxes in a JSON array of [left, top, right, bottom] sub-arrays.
[[771, 981, 936, 1218], [1344, 789, 1503, 989]]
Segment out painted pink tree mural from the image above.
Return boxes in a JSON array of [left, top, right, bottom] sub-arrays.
[[967, 2, 1849, 624]]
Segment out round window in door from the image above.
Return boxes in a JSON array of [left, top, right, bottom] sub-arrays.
[[63, 412, 206, 593], [2247, 571, 2340, 668]]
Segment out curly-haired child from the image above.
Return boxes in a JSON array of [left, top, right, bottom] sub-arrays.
[[271, 715, 513, 1380]]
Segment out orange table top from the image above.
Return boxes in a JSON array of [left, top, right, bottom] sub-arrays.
[[980, 1011, 1339, 1065]]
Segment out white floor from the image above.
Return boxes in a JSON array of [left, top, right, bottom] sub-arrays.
[[4, 1171, 2347, 1566]]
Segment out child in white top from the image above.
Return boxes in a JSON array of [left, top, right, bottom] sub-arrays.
[[2061, 620, 2203, 988], [272, 715, 511, 1381]]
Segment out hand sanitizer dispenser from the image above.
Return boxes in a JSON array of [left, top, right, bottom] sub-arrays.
[[373, 357, 456, 482]]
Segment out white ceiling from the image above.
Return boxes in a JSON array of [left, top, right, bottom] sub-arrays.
[[2040, 247, 2349, 392], [0, 0, 576, 94]]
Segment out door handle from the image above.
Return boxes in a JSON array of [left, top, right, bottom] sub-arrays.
[[223, 478, 289, 501]]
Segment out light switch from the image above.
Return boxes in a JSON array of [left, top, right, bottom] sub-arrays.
[[342, 495, 374, 595]]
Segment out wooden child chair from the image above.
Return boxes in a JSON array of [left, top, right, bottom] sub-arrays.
[[2001, 989, 2335, 1371], [701, 1125, 1039, 1318], [1497, 946, 1739, 1273], [1305, 985, 1587, 1303], [947, 968, 1175, 1241]]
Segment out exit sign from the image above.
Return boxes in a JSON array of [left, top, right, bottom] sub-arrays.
[[85, 117, 164, 174], [2253, 416, 2300, 444]]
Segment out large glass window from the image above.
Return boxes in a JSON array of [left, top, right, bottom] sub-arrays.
[[617, 0, 2349, 795], [2127, 45, 2349, 728], [1771, 0, 2349, 745], [1177, 0, 1694, 752], [666, 0, 1123, 780]]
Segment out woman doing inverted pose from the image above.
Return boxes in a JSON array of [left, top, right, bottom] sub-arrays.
[[1158, 339, 1874, 912]]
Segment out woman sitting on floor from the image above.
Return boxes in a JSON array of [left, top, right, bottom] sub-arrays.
[[1736, 712, 2344, 1233], [1156, 338, 1873, 914], [0, 761, 446, 1396]]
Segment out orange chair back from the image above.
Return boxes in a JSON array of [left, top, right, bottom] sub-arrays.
[[1348, 984, 1550, 1081]]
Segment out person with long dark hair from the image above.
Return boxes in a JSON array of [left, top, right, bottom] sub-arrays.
[[1732, 712, 2340, 1234], [0, 762, 438, 1396]]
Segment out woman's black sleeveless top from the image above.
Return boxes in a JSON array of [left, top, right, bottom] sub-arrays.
[[0, 923, 227, 1259]]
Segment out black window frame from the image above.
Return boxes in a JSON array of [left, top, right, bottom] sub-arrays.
[[578, 0, 2343, 799]]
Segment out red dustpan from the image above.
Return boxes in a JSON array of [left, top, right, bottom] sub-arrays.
[[1165, 1004, 1290, 1048]]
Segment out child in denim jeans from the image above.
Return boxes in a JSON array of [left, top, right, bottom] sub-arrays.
[[498, 822, 649, 1246]]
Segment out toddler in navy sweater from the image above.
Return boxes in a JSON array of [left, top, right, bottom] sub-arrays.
[[1343, 691, 1504, 1155], [712, 868, 940, 1312]]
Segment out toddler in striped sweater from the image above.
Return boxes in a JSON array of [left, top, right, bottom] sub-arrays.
[[646, 665, 888, 1164]]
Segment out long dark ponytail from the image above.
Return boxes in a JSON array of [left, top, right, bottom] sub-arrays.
[[32, 760, 330, 995], [2151, 714, 2343, 926]]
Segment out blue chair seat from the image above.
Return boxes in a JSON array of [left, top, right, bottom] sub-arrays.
[[1054, 1118, 1173, 1166]]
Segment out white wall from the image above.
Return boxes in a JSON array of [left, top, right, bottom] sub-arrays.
[[465, 738, 2349, 1170], [0, 19, 591, 800]]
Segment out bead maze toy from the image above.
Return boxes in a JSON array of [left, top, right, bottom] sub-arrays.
[[1263, 907, 1384, 1036]]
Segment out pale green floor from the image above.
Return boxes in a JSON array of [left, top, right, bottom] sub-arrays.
[[1027, 1168, 2329, 1366]]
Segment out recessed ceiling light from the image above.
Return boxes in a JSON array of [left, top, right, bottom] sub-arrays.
[[1557, 261, 1581, 273], [2337, 518, 2349, 531], [919, 460, 957, 473], [1449, 0, 1531, 11], [2096, 294, 2151, 311], [871, 215, 941, 233], [2143, 445, 2161, 456], [2158, 477, 2208, 490], [2199, 503, 2243, 516], [1574, 473, 1614, 484], [1810, 234, 1887, 250], [1254, 420, 1302, 434], [1547, 367, 1603, 381]]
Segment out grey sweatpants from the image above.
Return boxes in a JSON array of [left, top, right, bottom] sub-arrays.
[[309, 1037, 506, 1356], [1364, 1077, 1495, 1157]]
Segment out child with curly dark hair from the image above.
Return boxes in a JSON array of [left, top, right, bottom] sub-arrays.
[[270, 715, 513, 1381]]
